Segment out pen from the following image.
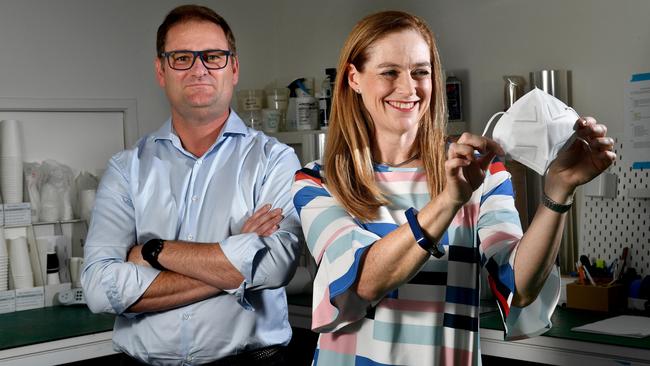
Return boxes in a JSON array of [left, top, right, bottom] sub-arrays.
[[582, 263, 597, 286]]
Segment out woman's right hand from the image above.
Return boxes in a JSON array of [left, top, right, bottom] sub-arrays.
[[444, 133, 504, 206]]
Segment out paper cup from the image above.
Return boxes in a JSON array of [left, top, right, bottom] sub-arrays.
[[0, 120, 24, 158], [69, 257, 84, 288], [0, 230, 7, 257], [79, 189, 96, 223], [0, 156, 23, 203], [8, 237, 34, 289]]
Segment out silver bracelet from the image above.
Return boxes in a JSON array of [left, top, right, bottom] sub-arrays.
[[541, 192, 573, 213]]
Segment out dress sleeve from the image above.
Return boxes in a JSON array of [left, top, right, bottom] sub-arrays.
[[477, 160, 560, 340], [291, 163, 379, 333]]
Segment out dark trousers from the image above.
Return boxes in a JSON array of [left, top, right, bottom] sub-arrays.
[[120, 346, 288, 366]]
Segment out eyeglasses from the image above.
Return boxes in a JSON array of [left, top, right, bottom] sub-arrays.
[[159, 49, 234, 71]]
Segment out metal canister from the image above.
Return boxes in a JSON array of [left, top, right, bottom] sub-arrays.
[[503, 75, 526, 110]]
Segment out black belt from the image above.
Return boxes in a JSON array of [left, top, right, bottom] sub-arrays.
[[209, 345, 285, 365], [120, 345, 286, 366]]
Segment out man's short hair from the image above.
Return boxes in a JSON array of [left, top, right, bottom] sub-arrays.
[[156, 4, 237, 56]]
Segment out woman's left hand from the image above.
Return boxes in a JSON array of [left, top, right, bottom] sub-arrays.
[[545, 117, 616, 200]]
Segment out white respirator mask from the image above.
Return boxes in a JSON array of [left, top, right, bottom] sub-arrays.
[[482, 87, 582, 176]]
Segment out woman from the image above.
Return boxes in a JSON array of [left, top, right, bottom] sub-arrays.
[[292, 10, 615, 366]]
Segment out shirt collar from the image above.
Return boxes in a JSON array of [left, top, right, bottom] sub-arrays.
[[151, 109, 249, 143]]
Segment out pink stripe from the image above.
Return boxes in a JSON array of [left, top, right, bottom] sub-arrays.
[[480, 231, 519, 252], [317, 330, 358, 355], [379, 298, 445, 313], [375, 171, 427, 182], [315, 224, 358, 263], [439, 346, 473, 366], [312, 287, 337, 330], [452, 202, 479, 227]]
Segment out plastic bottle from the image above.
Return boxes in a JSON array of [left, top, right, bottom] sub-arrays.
[[288, 78, 318, 131], [319, 68, 336, 130], [446, 75, 462, 121]]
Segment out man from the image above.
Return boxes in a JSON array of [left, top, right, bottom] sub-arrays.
[[82, 5, 302, 365]]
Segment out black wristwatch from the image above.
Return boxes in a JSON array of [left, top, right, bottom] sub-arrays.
[[142, 239, 166, 271]]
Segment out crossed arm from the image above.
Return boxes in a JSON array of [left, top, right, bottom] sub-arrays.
[[126, 205, 283, 313]]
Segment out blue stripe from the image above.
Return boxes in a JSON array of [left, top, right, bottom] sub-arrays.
[[293, 186, 330, 217], [305, 205, 349, 252], [478, 208, 521, 228], [447, 224, 473, 246], [329, 246, 370, 298], [439, 231, 449, 246], [326, 230, 376, 262], [355, 355, 394, 366], [498, 263, 515, 293], [632, 161, 650, 169], [372, 320, 439, 346], [446, 286, 479, 306], [480, 179, 514, 205], [313, 348, 355, 366], [362, 222, 398, 237], [631, 73, 650, 82]]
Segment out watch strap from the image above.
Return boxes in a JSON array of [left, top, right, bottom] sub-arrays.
[[405, 207, 445, 258], [541, 192, 572, 213], [142, 239, 166, 271]]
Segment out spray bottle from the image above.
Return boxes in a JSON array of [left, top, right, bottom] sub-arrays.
[[288, 78, 318, 130], [318, 68, 336, 130]]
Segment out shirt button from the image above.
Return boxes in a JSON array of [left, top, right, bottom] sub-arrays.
[[191, 196, 198, 202], [182, 313, 190, 320], [187, 234, 193, 240], [195, 160, 202, 166]]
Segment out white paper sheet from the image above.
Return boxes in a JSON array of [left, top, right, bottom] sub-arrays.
[[624, 73, 650, 169], [572, 315, 650, 338]]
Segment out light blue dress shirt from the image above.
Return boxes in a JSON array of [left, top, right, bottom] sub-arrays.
[[81, 111, 303, 365]]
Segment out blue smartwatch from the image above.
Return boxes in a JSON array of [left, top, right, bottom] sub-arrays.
[[405, 207, 445, 258]]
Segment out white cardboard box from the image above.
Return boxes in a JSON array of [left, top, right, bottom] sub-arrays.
[[15, 286, 44, 311], [0, 289, 16, 314], [3, 203, 32, 226]]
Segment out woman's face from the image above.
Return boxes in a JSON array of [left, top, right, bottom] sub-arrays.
[[348, 29, 432, 140]]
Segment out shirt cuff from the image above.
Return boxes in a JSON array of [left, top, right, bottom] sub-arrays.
[[109, 263, 161, 318], [219, 233, 266, 310]]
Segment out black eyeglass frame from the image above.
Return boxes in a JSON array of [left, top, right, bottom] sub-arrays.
[[159, 49, 235, 71]]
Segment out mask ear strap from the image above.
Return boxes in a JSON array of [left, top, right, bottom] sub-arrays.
[[481, 111, 505, 137]]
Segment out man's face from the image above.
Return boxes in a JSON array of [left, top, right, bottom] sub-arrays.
[[155, 20, 239, 121]]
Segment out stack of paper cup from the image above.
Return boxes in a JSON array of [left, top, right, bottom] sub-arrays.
[[8, 237, 33, 289], [0, 230, 8, 291], [0, 120, 25, 204], [79, 189, 96, 223]]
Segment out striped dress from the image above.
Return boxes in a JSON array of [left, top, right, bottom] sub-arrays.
[[291, 159, 560, 366]]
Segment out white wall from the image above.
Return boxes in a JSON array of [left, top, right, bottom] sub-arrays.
[[3, 0, 647, 137], [1, 0, 648, 254]]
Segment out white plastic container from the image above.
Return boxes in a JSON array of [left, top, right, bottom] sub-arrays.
[[296, 96, 319, 130], [237, 89, 264, 111], [262, 109, 282, 133]]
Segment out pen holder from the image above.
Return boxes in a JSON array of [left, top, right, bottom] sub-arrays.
[[566, 281, 626, 312]]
